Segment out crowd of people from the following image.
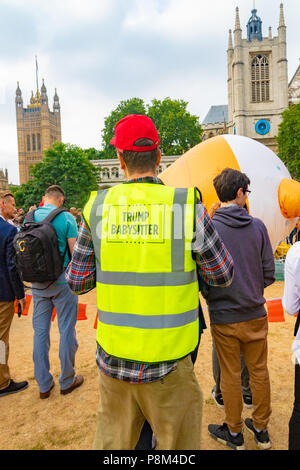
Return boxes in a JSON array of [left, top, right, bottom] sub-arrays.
[[0, 114, 299, 451]]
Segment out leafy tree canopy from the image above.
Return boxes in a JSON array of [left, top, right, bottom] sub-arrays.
[[14, 142, 100, 211], [277, 103, 300, 181], [100, 96, 203, 158], [83, 147, 107, 160], [147, 97, 203, 156]]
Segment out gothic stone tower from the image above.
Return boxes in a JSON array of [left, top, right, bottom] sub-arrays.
[[227, 4, 288, 153], [0, 168, 9, 190], [15, 80, 61, 185]]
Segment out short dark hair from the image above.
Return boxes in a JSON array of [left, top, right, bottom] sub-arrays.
[[45, 185, 65, 199], [121, 138, 159, 173], [213, 168, 250, 202]]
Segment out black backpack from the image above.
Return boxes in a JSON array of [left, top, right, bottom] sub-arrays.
[[13, 208, 68, 283]]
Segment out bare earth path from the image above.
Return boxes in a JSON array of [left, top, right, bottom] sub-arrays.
[[0, 282, 294, 450]]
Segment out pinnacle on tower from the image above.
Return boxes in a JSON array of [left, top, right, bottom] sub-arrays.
[[234, 7, 241, 31], [279, 3, 285, 27], [16, 81, 21, 96], [53, 88, 60, 111], [228, 29, 233, 50], [41, 78, 48, 105], [15, 81, 23, 107], [41, 78, 47, 94], [268, 26, 272, 39]]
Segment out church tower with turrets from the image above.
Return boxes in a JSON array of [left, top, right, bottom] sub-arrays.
[[15, 77, 62, 185], [227, 4, 288, 152]]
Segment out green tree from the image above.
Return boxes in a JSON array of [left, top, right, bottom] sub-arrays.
[[101, 98, 147, 158], [14, 142, 100, 211], [147, 97, 203, 155], [277, 103, 300, 181], [100, 97, 203, 158], [83, 147, 107, 160]]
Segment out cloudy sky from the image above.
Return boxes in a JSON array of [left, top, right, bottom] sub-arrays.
[[0, 0, 299, 184]]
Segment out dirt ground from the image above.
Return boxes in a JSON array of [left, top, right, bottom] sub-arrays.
[[0, 281, 295, 451]]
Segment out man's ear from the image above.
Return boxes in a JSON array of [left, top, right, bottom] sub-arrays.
[[156, 149, 162, 167], [236, 187, 244, 198], [117, 152, 126, 170]]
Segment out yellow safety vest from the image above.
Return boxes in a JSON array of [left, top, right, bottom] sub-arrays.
[[83, 183, 199, 363]]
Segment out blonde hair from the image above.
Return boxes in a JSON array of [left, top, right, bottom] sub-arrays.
[[0, 190, 14, 201]]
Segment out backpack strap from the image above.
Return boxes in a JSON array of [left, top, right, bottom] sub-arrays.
[[43, 208, 67, 224], [25, 210, 36, 223], [195, 187, 202, 203]]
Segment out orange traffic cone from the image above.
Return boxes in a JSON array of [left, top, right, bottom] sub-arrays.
[[77, 304, 87, 320], [94, 314, 98, 329], [14, 294, 32, 316], [266, 299, 285, 323], [51, 307, 57, 322]]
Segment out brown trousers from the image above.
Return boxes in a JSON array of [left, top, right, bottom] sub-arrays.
[[0, 301, 15, 390], [93, 355, 203, 450], [211, 315, 271, 434]]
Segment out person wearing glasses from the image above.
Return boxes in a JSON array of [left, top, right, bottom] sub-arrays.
[[201, 168, 275, 450]]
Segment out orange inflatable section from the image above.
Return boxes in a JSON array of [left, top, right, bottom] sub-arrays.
[[278, 178, 300, 219], [160, 136, 241, 212]]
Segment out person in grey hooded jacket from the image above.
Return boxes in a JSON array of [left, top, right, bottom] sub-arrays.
[[205, 168, 275, 450]]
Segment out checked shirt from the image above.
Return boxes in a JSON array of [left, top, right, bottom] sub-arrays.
[[66, 177, 234, 383]]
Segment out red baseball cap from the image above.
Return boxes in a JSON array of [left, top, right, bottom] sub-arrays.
[[110, 114, 160, 152]]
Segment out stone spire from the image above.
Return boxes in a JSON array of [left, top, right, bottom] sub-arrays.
[[234, 6, 241, 31], [234, 6, 242, 45], [41, 78, 48, 105], [53, 88, 60, 112], [15, 81, 23, 108], [268, 26, 272, 40], [16, 81, 21, 96], [228, 29, 233, 50], [279, 3, 285, 27]]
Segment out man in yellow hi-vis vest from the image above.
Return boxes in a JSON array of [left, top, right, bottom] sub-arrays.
[[66, 115, 234, 450]]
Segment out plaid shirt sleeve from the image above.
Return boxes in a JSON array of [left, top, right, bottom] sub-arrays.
[[192, 201, 234, 287], [65, 218, 96, 295]]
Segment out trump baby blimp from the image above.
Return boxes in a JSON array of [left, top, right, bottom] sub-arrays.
[[160, 134, 300, 252]]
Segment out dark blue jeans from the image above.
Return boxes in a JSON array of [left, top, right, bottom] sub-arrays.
[[289, 364, 300, 450]]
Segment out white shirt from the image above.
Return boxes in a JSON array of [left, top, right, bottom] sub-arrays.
[[0, 215, 15, 225], [282, 242, 300, 365]]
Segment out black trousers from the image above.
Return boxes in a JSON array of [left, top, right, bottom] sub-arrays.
[[289, 364, 300, 450]]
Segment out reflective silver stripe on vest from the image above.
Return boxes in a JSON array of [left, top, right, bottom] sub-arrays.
[[172, 188, 188, 272], [96, 269, 197, 286], [98, 307, 198, 329], [89, 189, 110, 271]]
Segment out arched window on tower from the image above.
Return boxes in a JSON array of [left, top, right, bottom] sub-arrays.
[[27, 135, 31, 151], [37, 134, 41, 151], [32, 134, 36, 151], [251, 55, 270, 103]]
